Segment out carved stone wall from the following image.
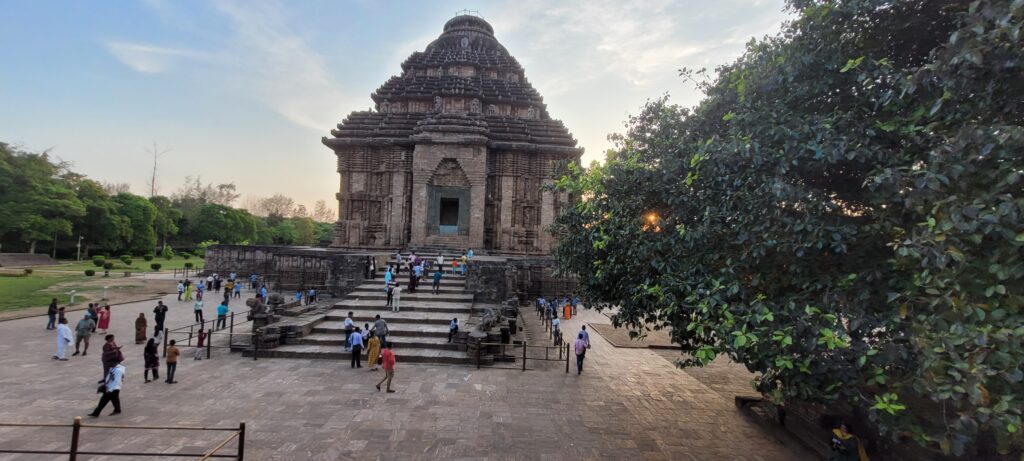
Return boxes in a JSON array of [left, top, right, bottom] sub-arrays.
[[333, 146, 412, 248], [204, 245, 374, 295], [465, 257, 578, 304]]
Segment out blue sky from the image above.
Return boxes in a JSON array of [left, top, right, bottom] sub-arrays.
[[0, 0, 791, 210]]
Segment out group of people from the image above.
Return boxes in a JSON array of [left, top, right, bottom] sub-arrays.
[[51, 300, 113, 359], [342, 312, 398, 392], [176, 273, 244, 303]]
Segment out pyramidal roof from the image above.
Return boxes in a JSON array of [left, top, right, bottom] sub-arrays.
[[323, 14, 581, 156]]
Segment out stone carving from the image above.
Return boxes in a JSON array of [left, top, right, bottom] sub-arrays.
[[431, 159, 470, 187], [478, 307, 499, 332], [486, 104, 497, 115], [526, 106, 536, 119], [461, 37, 469, 48], [469, 98, 481, 114], [381, 100, 391, 113], [433, 96, 443, 112]]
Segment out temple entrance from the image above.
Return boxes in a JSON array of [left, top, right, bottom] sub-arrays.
[[439, 198, 460, 234]]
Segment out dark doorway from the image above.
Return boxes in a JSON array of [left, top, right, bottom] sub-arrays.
[[439, 198, 460, 227]]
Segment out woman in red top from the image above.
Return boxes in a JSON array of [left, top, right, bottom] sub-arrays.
[[97, 305, 112, 333], [375, 343, 396, 393]]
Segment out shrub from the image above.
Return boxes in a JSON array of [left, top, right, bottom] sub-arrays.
[[23, 268, 33, 275], [150, 263, 162, 271], [161, 246, 174, 260], [92, 256, 105, 267], [103, 262, 114, 270], [181, 252, 192, 260], [143, 253, 154, 262], [84, 269, 95, 276], [184, 262, 194, 269], [119, 254, 132, 265]]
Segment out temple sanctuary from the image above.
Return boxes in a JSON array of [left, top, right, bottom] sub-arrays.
[[323, 14, 582, 255]]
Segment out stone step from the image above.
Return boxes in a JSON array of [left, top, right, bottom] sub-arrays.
[[296, 333, 460, 350], [354, 282, 465, 292], [374, 268, 466, 279], [243, 344, 470, 365], [332, 299, 471, 314], [343, 290, 474, 303], [324, 310, 463, 325], [313, 321, 452, 337]]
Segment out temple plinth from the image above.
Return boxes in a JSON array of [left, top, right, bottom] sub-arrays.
[[322, 14, 582, 255]]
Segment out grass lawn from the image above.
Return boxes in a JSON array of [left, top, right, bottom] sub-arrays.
[[0, 274, 79, 312], [32, 255, 204, 273]]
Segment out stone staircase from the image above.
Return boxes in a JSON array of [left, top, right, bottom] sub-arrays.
[[251, 263, 474, 365]]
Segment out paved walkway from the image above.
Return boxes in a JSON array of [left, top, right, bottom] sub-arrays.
[[0, 284, 813, 460]]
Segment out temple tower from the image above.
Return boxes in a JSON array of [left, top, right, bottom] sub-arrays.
[[323, 13, 582, 255]]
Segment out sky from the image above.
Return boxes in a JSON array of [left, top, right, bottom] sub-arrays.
[[0, 0, 792, 209]]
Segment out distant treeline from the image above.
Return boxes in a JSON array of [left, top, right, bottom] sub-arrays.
[[0, 142, 334, 257]]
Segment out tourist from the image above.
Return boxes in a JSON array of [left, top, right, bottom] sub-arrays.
[[467, 248, 474, 259], [574, 333, 587, 375], [233, 282, 242, 299], [372, 315, 389, 346], [414, 262, 424, 284], [343, 312, 355, 351], [73, 314, 96, 356], [448, 318, 459, 342], [364, 256, 373, 279], [460, 254, 468, 275], [579, 325, 591, 348], [393, 251, 402, 274], [384, 265, 394, 286], [213, 275, 221, 293], [134, 313, 147, 344], [250, 273, 258, 290], [88, 356, 125, 417], [193, 328, 206, 360], [436, 254, 444, 268], [407, 269, 417, 293], [196, 282, 204, 302], [349, 327, 364, 368], [432, 267, 443, 295], [308, 288, 317, 304], [451, 258, 459, 276], [829, 422, 868, 461], [375, 342, 396, 393], [153, 301, 168, 336], [97, 305, 112, 334], [551, 316, 562, 346], [143, 338, 159, 382], [206, 274, 214, 292], [216, 301, 229, 330], [99, 334, 123, 384], [385, 281, 395, 308], [258, 285, 268, 302], [54, 318, 73, 361], [295, 289, 303, 305], [183, 280, 193, 302], [177, 281, 184, 301], [58, 306, 66, 324], [224, 279, 234, 296], [193, 298, 204, 324], [365, 332, 381, 371], [46, 298, 58, 330], [165, 339, 180, 383], [571, 294, 579, 315], [392, 283, 402, 313], [229, 272, 236, 282]]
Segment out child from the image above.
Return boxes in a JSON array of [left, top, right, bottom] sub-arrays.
[[193, 328, 206, 360], [165, 340, 180, 383]]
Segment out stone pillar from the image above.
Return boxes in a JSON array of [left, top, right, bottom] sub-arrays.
[[539, 178, 556, 254], [499, 175, 514, 251]]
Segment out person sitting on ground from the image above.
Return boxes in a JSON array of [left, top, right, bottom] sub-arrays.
[[448, 318, 459, 343], [829, 422, 869, 461]]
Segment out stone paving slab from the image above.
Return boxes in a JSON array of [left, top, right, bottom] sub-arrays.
[[332, 298, 471, 313], [324, 310, 466, 325], [0, 286, 812, 460]]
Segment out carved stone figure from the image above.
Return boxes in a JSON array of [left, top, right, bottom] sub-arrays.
[[461, 37, 470, 48], [469, 98, 481, 114], [526, 106, 536, 119], [433, 96, 443, 112], [486, 104, 497, 116]]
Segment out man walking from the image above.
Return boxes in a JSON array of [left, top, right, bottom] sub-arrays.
[[376, 342, 396, 393], [432, 268, 443, 295], [54, 318, 73, 360], [349, 327, 364, 368], [88, 356, 125, 417], [574, 333, 588, 375], [73, 315, 96, 356], [177, 281, 184, 301], [372, 314, 389, 347], [165, 339, 180, 383], [46, 298, 58, 330], [153, 301, 168, 336], [392, 283, 402, 313], [343, 312, 355, 351], [216, 301, 229, 330], [99, 334, 123, 384], [193, 298, 204, 324]]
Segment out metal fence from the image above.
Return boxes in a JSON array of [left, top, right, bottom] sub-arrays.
[[0, 417, 245, 460], [476, 341, 571, 372]]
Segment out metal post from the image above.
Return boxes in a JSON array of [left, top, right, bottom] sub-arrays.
[[69, 416, 81, 461], [559, 343, 563, 360], [162, 328, 168, 358], [253, 332, 258, 361], [565, 344, 570, 373], [229, 312, 235, 348], [237, 422, 246, 461], [522, 341, 526, 371], [188, 325, 193, 347], [207, 331, 212, 359]]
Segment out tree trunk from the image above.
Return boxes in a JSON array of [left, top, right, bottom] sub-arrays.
[[28, 241, 36, 254]]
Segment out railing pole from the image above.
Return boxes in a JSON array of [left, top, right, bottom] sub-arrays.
[[237, 422, 245, 461], [207, 332, 212, 359], [188, 326, 193, 347], [162, 328, 168, 358], [253, 332, 258, 361], [69, 416, 81, 461], [565, 344, 570, 373], [522, 341, 526, 371], [228, 312, 234, 348]]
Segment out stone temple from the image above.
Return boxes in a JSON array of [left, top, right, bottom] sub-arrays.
[[323, 14, 582, 255]]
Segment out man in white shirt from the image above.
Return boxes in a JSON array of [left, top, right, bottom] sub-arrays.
[[392, 284, 402, 312], [551, 317, 562, 346], [343, 312, 355, 351], [54, 318, 73, 360], [88, 358, 125, 417]]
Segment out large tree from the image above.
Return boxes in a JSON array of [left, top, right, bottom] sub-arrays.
[[112, 193, 158, 254], [71, 178, 131, 254], [0, 143, 85, 253], [553, 0, 1023, 456], [149, 195, 181, 250], [187, 203, 257, 244]]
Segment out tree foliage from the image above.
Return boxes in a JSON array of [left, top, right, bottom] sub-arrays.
[[553, 0, 1024, 456], [0, 143, 85, 252]]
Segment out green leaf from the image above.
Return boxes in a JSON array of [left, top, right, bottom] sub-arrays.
[[840, 56, 865, 72]]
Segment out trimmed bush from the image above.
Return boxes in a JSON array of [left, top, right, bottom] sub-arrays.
[[184, 262, 194, 269], [162, 246, 174, 260], [103, 262, 114, 270], [150, 263, 162, 271], [143, 253, 154, 262], [92, 256, 105, 267], [84, 269, 96, 276], [181, 252, 192, 260], [119, 254, 132, 265], [23, 268, 33, 275]]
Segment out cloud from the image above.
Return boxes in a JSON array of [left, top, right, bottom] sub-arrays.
[[212, 0, 347, 131], [105, 41, 209, 74]]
